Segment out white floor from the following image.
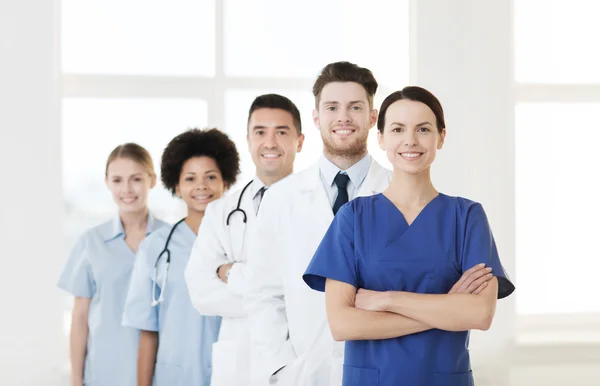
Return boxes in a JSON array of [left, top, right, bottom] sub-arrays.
[[36, 363, 600, 386]]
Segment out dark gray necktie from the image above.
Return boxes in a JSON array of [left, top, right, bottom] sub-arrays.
[[332, 173, 350, 215], [256, 186, 268, 214]]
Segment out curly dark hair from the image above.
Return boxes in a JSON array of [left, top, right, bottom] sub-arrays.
[[160, 128, 240, 195]]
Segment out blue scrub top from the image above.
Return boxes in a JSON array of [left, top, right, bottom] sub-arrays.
[[303, 193, 515, 386], [122, 220, 221, 386], [58, 213, 167, 386]]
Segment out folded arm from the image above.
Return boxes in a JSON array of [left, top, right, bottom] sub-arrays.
[[376, 277, 498, 331], [185, 203, 246, 318], [327, 263, 496, 340], [325, 279, 432, 341]]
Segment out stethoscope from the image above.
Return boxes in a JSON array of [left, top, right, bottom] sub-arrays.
[[151, 218, 186, 307], [150, 180, 254, 307], [226, 180, 254, 226]]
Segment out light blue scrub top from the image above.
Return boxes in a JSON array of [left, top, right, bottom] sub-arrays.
[[304, 194, 515, 386], [58, 213, 167, 386], [122, 220, 221, 386]]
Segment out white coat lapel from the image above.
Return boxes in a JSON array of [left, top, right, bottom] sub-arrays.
[[299, 163, 334, 225], [357, 158, 392, 197]]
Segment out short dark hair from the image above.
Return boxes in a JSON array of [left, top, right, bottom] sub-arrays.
[[247, 94, 302, 134], [377, 86, 446, 134], [160, 128, 240, 195], [312, 61, 378, 108]]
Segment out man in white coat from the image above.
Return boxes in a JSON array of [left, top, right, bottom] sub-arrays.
[[243, 61, 391, 386], [184, 94, 305, 386]]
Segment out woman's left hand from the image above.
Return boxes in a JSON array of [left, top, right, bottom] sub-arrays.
[[355, 288, 389, 312]]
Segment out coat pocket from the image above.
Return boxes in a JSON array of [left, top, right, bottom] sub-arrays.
[[153, 363, 183, 386], [342, 365, 379, 386], [432, 370, 474, 386]]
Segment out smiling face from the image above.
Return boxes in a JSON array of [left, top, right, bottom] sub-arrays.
[[313, 82, 377, 160], [105, 157, 156, 213], [247, 107, 304, 181], [175, 156, 226, 214], [378, 99, 446, 175]]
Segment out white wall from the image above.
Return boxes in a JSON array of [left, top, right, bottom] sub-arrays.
[[0, 0, 66, 384], [412, 1, 516, 385]]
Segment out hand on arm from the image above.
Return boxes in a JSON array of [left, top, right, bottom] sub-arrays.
[[325, 279, 431, 341], [217, 263, 233, 283], [185, 204, 246, 317], [355, 265, 498, 332], [349, 264, 496, 338], [383, 278, 498, 331]]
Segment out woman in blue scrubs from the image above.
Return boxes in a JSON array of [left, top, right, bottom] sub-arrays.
[[122, 128, 240, 386], [304, 87, 515, 386], [58, 143, 168, 386]]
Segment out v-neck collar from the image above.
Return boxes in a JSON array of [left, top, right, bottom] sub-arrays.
[[379, 192, 444, 228]]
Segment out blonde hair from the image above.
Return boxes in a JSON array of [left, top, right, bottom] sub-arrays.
[[105, 143, 155, 177]]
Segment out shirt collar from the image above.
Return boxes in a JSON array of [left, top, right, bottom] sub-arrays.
[[318, 153, 371, 188], [104, 212, 157, 242]]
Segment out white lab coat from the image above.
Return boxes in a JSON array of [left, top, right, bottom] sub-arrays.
[[244, 158, 392, 386], [185, 181, 257, 386]]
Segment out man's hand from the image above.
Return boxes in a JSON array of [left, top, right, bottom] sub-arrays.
[[448, 263, 493, 295], [217, 263, 233, 283]]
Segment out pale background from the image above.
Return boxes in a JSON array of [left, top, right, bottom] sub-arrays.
[[1, 0, 599, 385]]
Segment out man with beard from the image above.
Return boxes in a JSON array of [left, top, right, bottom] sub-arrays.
[[244, 63, 495, 386], [244, 61, 391, 386]]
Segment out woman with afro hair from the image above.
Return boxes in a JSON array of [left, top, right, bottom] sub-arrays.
[[122, 128, 240, 386]]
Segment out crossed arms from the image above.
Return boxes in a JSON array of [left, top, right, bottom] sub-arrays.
[[325, 264, 498, 341]]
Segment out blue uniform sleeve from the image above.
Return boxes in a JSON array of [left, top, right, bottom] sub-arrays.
[[461, 203, 515, 299], [57, 235, 95, 298], [303, 203, 358, 292], [122, 238, 159, 331]]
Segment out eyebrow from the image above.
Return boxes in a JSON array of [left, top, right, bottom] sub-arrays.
[[184, 169, 219, 174], [390, 121, 433, 127], [323, 100, 366, 105], [252, 125, 291, 130], [111, 173, 142, 178]]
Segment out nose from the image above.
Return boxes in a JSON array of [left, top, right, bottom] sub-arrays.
[[125, 180, 134, 193], [403, 131, 418, 147], [197, 177, 209, 190], [263, 130, 277, 148], [337, 109, 352, 124]]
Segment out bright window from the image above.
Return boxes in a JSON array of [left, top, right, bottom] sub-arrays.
[[61, 0, 216, 76], [223, 0, 410, 89], [514, 0, 600, 84], [515, 103, 600, 315]]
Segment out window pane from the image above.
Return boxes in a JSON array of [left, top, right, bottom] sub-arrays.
[[515, 0, 600, 83], [515, 103, 600, 315], [224, 90, 390, 191], [61, 0, 215, 76], [224, 0, 409, 89], [62, 98, 208, 244]]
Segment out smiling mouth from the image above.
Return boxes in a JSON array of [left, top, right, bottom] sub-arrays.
[[399, 152, 423, 160], [261, 153, 281, 159], [120, 197, 137, 204], [192, 194, 213, 201], [333, 128, 355, 137]]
